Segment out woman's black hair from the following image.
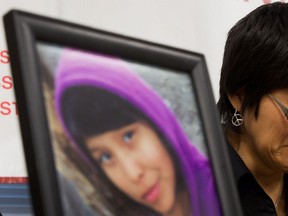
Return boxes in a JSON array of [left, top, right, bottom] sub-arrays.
[[217, 2, 288, 134], [60, 85, 187, 216]]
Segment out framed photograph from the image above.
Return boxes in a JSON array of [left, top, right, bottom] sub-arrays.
[[4, 10, 243, 216]]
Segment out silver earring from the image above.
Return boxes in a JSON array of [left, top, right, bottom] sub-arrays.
[[231, 109, 243, 127]]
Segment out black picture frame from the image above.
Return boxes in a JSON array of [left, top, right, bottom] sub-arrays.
[[3, 10, 243, 216]]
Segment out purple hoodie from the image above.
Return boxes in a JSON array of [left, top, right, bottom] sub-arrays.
[[54, 48, 222, 216]]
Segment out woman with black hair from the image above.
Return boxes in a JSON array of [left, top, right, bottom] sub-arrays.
[[218, 2, 288, 216], [55, 49, 221, 216]]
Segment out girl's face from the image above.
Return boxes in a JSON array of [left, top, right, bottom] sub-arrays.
[[85, 122, 177, 214]]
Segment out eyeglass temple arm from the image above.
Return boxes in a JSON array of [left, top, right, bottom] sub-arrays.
[[268, 94, 288, 119]]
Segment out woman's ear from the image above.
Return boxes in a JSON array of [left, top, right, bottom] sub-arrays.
[[228, 92, 243, 111]]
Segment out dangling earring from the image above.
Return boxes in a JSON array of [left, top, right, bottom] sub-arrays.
[[231, 109, 243, 126]]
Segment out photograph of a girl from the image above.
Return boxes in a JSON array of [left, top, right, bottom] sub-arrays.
[[40, 47, 221, 216]]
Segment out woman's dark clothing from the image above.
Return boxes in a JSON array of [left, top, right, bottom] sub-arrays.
[[228, 144, 288, 216]]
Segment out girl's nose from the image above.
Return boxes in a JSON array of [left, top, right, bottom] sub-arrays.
[[121, 155, 144, 182]]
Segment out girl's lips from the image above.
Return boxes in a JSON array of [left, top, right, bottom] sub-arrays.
[[142, 181, 160, 204]]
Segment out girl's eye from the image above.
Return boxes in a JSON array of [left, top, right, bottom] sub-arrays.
[[98, 152, 112, 164], [123, 131, 134, 143]]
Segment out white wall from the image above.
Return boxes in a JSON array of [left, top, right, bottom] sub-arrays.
[[0, 0, 284, 176]]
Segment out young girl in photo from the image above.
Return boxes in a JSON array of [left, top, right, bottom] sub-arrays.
[[54, 49, 221, 216]]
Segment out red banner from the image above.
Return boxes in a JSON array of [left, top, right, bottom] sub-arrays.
[[0, 177, 28, 183]]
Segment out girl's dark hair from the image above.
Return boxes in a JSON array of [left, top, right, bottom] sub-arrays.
[[217, 2, 288, 134], [60, 85, 187, 216]]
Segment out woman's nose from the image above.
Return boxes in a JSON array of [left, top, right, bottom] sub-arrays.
[[120, 155, 144, 182]]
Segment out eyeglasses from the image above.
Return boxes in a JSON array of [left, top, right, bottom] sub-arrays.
[[268, 94, 288, 119]]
